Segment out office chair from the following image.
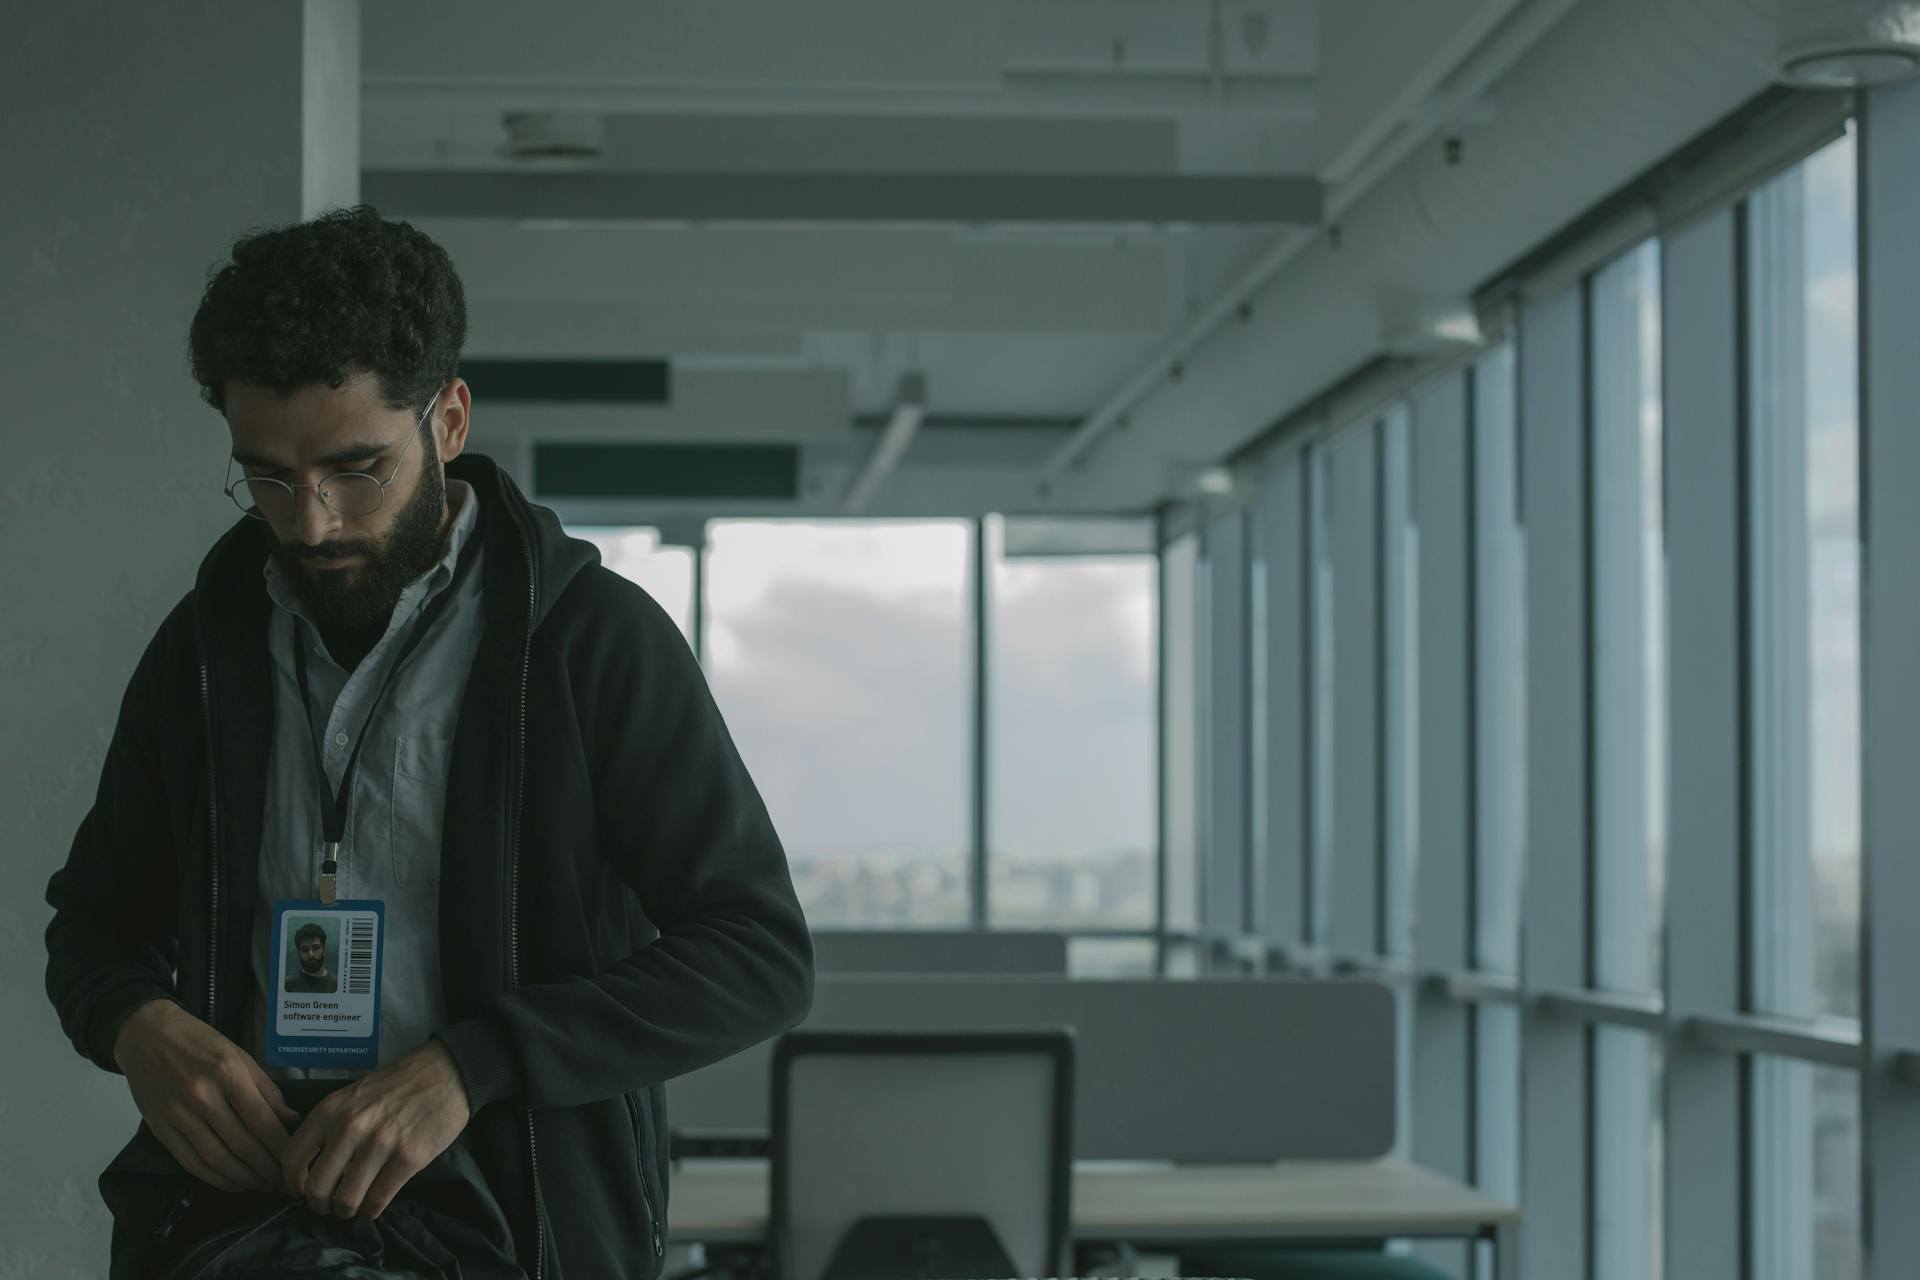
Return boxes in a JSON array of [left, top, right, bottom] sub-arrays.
[[768, 1028, 1075, 1280]]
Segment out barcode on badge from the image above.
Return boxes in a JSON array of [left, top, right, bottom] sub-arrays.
[[345, 916, 375, 995]]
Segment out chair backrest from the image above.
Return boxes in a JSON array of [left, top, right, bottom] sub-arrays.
[[769, 1028, 1075, 1280], [810, 929, 1069, 975]]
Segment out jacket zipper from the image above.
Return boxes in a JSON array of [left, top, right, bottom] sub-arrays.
[[509, 518, 549, 1280], [199, 661, 220, 1026], [623, 1091, 666, 1257]]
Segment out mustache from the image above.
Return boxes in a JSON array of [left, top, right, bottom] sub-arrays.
[[281, 540, 377, 562]]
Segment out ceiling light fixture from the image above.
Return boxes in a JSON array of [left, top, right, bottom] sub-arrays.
[[1772, 1, 1920, 87], [498, 111, 606, 163]]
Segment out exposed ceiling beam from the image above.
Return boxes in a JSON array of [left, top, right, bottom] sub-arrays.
[[363, 111, 1192, 178], [432, 222, 1184, 344], [842, 373, 928, 514], [362, 169, 1322, 227], [362, 73, 1320, 121]]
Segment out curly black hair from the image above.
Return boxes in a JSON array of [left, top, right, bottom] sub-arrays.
[[294, 922, 327, 947], [188, 204, 466, 417]]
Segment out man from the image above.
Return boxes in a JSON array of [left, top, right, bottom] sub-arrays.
[[284, 923, 336, 994], [44, 205, 814, 1278]]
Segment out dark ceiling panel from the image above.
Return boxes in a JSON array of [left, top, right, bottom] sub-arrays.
[[462, 358, 670, 403]]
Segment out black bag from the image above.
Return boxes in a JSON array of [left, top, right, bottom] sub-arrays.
[[100, 1085, 525, 1280]]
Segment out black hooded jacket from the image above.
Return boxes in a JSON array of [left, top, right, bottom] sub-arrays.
[[44, 452, 816, 1277]]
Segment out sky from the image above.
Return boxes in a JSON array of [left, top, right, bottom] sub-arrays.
[[573, 518, 1157, 865]]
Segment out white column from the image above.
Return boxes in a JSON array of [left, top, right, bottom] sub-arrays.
[[1858, 76, 1920, 1280], [1329, 426, 1381, 957], [1518, 283, 1591, 1277], [1201, 510, 1251, 954], [1256, 456, 1310, 954], [1660, 205, 1743, 1280], [1412, 375, 1472, 1278]]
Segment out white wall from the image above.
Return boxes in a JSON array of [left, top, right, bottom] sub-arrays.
[[0, 4, 356, 1272]]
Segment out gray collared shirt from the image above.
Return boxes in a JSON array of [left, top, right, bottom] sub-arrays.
[[248, 479, 486, 1077]]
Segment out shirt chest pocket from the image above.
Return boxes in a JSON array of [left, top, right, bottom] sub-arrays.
[[389, 734, 454, 893]]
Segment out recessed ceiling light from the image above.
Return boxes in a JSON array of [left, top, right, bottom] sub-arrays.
[[1195, 468, 1233, 496], [499, 111, 605, 163]]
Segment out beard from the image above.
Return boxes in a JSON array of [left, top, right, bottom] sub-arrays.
[[270, 438, 449, 640], [300, 951, 325, 974]]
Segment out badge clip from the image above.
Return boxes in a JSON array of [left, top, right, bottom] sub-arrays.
[[318, 841, 340, 906]]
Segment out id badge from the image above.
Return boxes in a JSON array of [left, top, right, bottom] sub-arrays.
[[266, 898, 384, 1069]]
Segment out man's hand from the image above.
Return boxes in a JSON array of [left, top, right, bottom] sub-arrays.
[[283, 1040, 471, 1221], [113, 997, 302, 1194]]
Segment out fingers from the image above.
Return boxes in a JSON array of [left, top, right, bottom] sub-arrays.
[[282, 1107, 328, 1199], [299, 1111, 370, 1215], [160, 1112, 260, 1194], [361, 1156, 417, 1221], [152, 1117, 244, 1193], [201, 1088, 286, 1191], [242, 1056, 303, 1131], [229, 1073, 294, 1167], [325, 1139, 392, 1219]]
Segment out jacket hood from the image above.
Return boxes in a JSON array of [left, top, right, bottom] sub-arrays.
[[193, 449, 601, 634], [448, 450, 601, 629]]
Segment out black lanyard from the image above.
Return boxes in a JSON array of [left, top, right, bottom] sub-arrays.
[[291, 530, 482, 903]]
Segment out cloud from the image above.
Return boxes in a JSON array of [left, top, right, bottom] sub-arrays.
[[1809, 272, 1856, 344], [702, 545, 1155, 863], [709, 574, 971, 859]]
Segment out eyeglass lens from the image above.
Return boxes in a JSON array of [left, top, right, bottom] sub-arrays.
[[231, 472, 384, 520]]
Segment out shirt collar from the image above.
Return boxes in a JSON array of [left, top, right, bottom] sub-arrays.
[[262, 477, 479, 623]]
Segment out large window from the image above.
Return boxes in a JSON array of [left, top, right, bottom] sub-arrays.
[[586, 515, 1163, 941], [1753, 1060, 1862, 1280], [985, 515, 1157, 929], [703, 520, 974, 927], [1148, 99, 1892, 1280], [573, 526, 696, 645], [1594, 1029, 1666, 1280]]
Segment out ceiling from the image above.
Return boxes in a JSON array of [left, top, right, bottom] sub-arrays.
[[351, 0, 1618, 523]]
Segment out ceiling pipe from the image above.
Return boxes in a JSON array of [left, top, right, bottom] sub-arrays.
[[1037, 2, 1581, 492], [843, 372, 928, 515], [1323, 0, 1585, 225], [1037, 226, 1315, 486]]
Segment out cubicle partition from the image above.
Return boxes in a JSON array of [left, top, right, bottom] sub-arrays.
[[809, 929, 1069, 975], [667, 974, 1397, 1162]]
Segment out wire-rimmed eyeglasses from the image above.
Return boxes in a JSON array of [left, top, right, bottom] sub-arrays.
[[222, 389, 441, 522]]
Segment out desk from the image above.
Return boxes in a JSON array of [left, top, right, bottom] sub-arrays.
[[666, 1158, 1521, 1277]]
